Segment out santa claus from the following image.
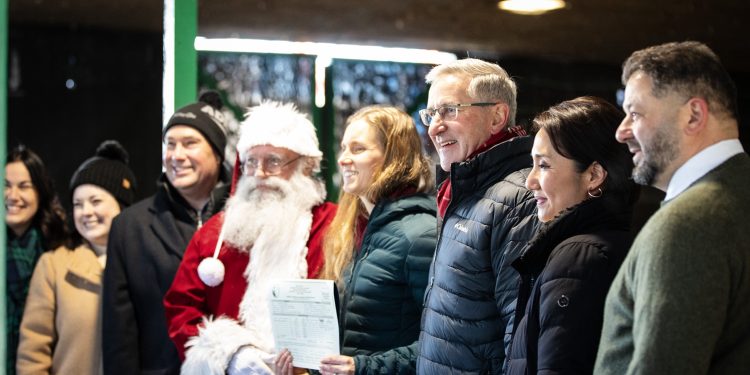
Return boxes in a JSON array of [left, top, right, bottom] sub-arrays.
[[164, 101, 337, 375]]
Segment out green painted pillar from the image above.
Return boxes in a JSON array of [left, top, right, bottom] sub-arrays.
[[173, 0, 197, 108], [163, 0, 197, 125], [0, 0, 8, 372]]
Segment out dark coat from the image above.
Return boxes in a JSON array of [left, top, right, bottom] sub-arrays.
[[506, 194, 632, 375], [102, 175, 229, 375], [340, 193, 437, 375], [417, 136, 538, 374]]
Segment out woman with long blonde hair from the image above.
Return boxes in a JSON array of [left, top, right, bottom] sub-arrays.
[[318, 106, 437, 375]]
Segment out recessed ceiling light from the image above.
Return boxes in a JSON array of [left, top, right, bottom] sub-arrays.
[[498, 0, 566, 15]]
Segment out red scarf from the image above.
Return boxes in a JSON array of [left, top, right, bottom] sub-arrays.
[[436, 126, 527, 218]]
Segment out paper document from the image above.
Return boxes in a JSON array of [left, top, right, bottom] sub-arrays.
[[270, 279, 339, 370]]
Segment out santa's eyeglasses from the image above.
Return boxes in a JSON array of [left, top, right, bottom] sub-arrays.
[[241, 155, 303, 176]]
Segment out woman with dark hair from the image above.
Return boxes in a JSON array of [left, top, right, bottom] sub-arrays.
[[506, 96, 635, 374], [316, 106, 437, 375], [5, 145, 69, 375], [17, 140, 137, 375]]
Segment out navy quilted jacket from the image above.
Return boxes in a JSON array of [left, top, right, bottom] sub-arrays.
[[417, 136, 538, 374]]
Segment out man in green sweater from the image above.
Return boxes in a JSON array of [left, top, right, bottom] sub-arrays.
[[595, 41, 750, 374]]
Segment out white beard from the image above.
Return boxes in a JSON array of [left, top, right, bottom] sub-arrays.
[[222, 171, 325, 250], [220, 171, 326, 352]]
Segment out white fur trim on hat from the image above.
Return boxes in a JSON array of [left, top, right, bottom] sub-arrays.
[[236, 101, 323, 161]]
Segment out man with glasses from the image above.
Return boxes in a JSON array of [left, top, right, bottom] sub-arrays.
[[163, 101, 336, 374], [417, 58, 538, 374]]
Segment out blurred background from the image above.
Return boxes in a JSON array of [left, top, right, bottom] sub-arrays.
[[6, 0, 750, 207]]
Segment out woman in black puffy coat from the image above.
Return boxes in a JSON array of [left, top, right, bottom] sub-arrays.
[[506, 96, 636, 374], [317, 106, 437, 375]]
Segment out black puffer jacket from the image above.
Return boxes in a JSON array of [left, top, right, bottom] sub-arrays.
[[340, 193, 437, 374], [417, 136, 538, 374], [506, 194, 632, 375]]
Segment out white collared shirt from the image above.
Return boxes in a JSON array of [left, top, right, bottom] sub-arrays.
[[665, 139, 745, 201]]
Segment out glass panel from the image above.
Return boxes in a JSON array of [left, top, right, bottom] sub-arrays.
[[331, 60, 435, 159], [199, 52, 315, 162]]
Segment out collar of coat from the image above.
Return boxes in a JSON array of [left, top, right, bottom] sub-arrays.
[[513, 193, 632, 275]]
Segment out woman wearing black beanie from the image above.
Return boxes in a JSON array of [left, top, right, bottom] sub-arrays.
[[16, 140, 137, 375]]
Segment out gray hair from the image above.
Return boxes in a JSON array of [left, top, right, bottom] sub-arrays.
[[426, 58, 518, 126]]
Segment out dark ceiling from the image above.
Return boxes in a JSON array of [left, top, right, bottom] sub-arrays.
[[10, 0, 750, 72]]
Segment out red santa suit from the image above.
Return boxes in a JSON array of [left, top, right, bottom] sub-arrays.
[[163, 101, 338, 374], [164, 202, 336, 374]]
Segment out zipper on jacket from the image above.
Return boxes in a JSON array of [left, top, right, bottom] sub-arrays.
[[422, 176, 457, 304], [341, 203, 382, 321], [340, 223, 377, 335], [345, 230, 374, 294]]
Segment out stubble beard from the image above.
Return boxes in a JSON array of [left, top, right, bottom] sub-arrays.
[[632, 120, 680, 187]]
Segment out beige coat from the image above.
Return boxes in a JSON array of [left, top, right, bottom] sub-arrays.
[[16, 245, 103, 375]]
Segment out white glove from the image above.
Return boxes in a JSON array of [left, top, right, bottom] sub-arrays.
[[228, 346, 274, 375]]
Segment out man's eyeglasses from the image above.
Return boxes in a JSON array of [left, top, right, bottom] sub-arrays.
[[418, 102, 498, 127], [241, 155, 303, 176]]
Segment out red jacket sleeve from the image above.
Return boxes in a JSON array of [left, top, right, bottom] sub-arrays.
[[306, 202, 337, 279], [163, 216, 222, 360]]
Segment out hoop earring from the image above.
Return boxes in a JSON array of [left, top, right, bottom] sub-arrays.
[[587, 187, 603, 198]]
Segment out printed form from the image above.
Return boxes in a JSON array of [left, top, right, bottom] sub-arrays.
[[270, 279, 339, 370]]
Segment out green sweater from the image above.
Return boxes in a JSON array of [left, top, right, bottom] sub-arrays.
[[595, 153, 750, 374]]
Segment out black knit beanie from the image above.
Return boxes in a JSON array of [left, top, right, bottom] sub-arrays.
[[69, 140, 138, 207], [163, 91, 227, 162]]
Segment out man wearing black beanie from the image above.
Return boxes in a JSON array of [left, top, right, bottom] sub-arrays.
[[102, 92, 231, 375]]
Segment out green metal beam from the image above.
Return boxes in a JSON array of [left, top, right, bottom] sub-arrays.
[[163, 0, 197, 125], [173, 0, 197, 109], [1, 0, 8, 372]]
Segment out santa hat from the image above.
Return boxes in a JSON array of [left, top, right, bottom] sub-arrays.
[[236, 101, 322, 162], [197, 101, 322, 288]]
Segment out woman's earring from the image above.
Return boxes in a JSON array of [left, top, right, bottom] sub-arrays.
[[587, 187, 603, 198]]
